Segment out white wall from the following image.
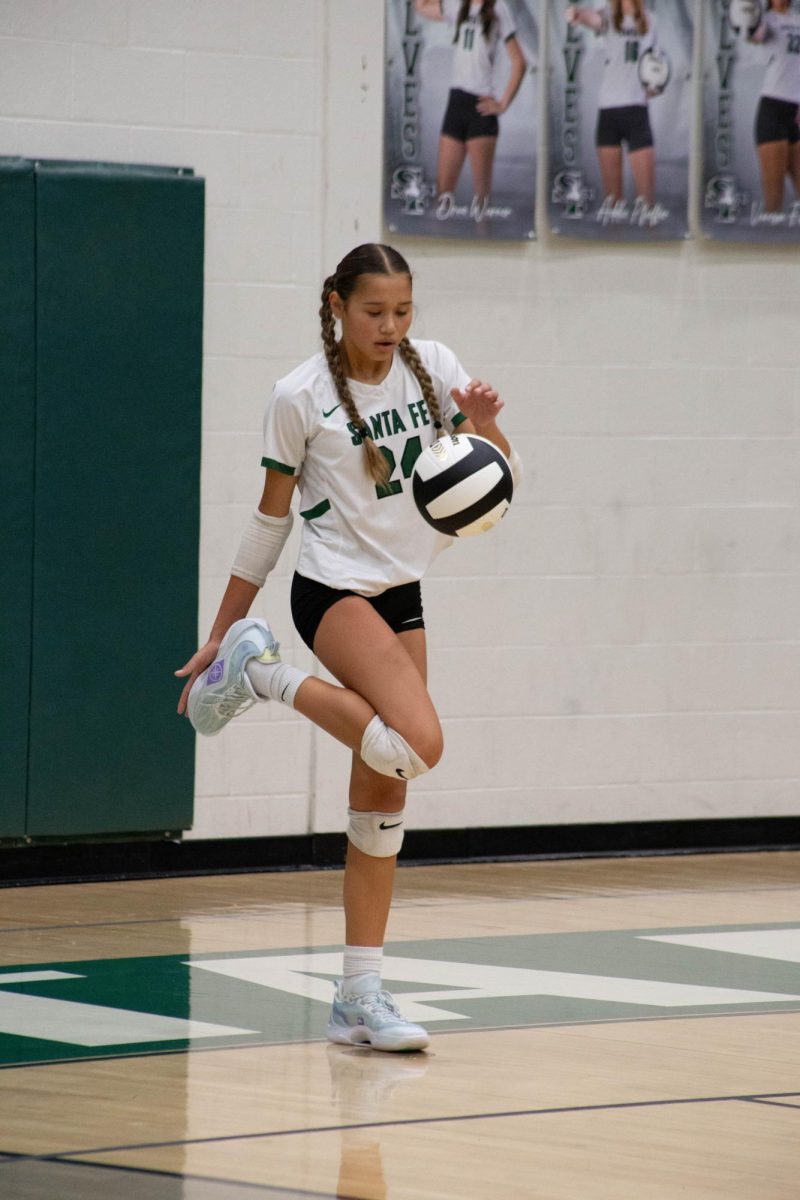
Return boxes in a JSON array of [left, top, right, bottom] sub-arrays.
[[2, 0, 798, 840]]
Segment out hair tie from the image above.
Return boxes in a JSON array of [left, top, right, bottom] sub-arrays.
[[360, 427, 370, 439], [433, 420, 443, 431]]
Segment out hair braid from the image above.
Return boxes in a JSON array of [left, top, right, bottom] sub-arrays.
[[319, 276, 390, 485], [398, 338, 444, 437], [454, 0, 497, 42], [480, 0, 497, 38]]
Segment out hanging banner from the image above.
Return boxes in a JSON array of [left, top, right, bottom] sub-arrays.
[[702, 0, 800, 241], [546, 0, 693, 240], [384, 0, 539, 240]]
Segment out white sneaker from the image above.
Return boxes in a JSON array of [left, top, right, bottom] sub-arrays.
[[326, 975, 429, 1053], [187, 618, 279, 736]]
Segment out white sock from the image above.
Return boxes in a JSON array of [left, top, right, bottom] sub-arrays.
[[245, 659, 309, 707], [343, 945, 383, 992]]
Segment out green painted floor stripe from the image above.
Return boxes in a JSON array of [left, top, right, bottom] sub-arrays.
[[1, 924, 799, 1066]]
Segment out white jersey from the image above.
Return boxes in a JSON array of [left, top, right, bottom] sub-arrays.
[[441, 0, 516, 96], [760, 10, 800, 105], [596, 5, 658, 109], [262, 340, 470, 595]]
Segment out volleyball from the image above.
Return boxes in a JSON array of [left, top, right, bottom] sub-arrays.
[[728, 0, 762, 38], [411, 433, 514, 538], [638, 48, 670, 94]]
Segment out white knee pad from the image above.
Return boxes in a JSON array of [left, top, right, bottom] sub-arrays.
[[347, 807, 406, 858], [360, 714, 430, 781]]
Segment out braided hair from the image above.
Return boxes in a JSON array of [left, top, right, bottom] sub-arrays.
[[453, 0, 497, 43], [319, 243, 445, 486]]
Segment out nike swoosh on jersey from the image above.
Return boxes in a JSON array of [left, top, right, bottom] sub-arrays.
[[322, 402, 342, 418], [379, 820, 403, 829]]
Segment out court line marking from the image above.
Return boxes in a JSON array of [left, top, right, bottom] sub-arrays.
[[745, 1096, 800, 1112], [0, 1155, 343, 1200], [4, 1090, 800, 1165]]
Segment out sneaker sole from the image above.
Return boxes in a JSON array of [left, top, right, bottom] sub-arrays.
[[186, 620, 275, 735], [325, 1023, 429, 1053], [186, 667, 218, 735]]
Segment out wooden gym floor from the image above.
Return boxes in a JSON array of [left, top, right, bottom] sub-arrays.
[[0, 851, 799, 1198]]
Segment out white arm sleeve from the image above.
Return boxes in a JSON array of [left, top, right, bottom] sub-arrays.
[[231, 509, 294, 588]]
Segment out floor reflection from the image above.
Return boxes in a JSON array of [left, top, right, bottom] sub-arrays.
[[327, 1044, 429, 1200]]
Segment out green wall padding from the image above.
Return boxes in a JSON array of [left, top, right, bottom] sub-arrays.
[[26, 163, 203, 837], [0, 159, 35, 837]]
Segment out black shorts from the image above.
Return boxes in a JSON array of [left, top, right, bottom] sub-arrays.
[[290, 573, 425, 652], [596, 105, 653, 151], [756, 95, 800, 145], [441, 88, 499, 142]]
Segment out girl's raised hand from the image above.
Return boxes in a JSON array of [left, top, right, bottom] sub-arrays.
[[451, 380, 504, 431]]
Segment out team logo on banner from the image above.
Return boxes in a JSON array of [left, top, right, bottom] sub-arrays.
[[383, 0, 539, 240], [546, 0, 694, 241], [551, 167, 595, 218], [390, 165, 437, 215], [704, 173, 750, 222], [702, 0, 800, 241]]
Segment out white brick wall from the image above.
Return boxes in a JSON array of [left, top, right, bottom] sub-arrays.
[[3, 0, 798, 840]]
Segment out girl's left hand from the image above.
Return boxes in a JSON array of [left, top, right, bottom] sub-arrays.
[[451, 380, 504, 430], [476, 94, 505, 116]]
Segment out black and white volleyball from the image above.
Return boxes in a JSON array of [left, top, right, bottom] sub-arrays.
[[728, 0, 762, 38], [411, 433, 513, 538], [638, 48, 670, 94]]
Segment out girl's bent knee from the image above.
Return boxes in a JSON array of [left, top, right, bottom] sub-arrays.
[[411, 728, 444, 771], [360, 715, 442, 780]]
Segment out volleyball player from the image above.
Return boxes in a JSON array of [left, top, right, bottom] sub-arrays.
[[566, 1, 660, 206], [415, 1, 526, 213], [749, 0, 800, 213], [175, 244, 522, 1053]]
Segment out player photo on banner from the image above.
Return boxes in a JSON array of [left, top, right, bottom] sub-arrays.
[[546, 0, 693, 240], [384, 0, 539, 240], [702, 0, 800, 241]]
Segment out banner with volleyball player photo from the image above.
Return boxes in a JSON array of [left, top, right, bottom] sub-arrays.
[[702, 0, 800, 242], [384, 0, 539, 240], [546, 0, 694, 240]]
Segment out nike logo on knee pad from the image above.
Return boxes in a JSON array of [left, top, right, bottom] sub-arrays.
[[379, 820, 403, 830], [395, 769, 407, 779]]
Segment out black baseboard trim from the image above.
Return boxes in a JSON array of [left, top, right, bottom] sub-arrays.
[[1, 816, 799, 887]]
